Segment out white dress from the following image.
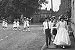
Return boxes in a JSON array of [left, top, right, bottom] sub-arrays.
[[24, 21, 27, 28], [53, 21, 71, 45], [2, 21, 7, 27], [26, 21, 29, 27], [13, 21, 17, 28], [17, 21, 19, 28], [5, 22, 7, 27]]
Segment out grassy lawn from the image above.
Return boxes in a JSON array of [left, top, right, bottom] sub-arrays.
[[0, 24, 45, 50]]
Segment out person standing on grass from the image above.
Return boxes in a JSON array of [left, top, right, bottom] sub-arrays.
[[26, 18, 30, 31], [13, 19, 17, 30], [23, 17, 27, 31], [17, 19, 20, 30], [43, 18, 52, 48], [2, 19, 8, 30]]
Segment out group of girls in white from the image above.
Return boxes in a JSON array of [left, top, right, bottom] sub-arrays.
[[43, 15, 71, 49], [2, 17, 30, 31]]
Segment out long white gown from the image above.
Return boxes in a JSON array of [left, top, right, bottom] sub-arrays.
[[53, 21, 71, 45]]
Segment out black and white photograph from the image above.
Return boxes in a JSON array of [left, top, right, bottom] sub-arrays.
[[0, 0, 75, 50]]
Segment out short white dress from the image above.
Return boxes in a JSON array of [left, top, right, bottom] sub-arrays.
[[26, 21, 29, 27], [2, 21, 7, 27], [13, 21, 17, 28], [17, 21, 19, 28], [24, 21, 27, 28]]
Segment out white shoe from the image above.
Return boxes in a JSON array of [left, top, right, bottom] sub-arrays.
[[13, 29, 14, 30], [23, 30, 25, 31], [18, 29, 21, 30], [15, 29, 17, 30], [28, 30, 30, 32], [62, 46, 65, 49], [26, 30, 27, 31], [3, 28, 5, 30]]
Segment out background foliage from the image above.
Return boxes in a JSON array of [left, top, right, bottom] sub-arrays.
[[0, 0, 47, 19]]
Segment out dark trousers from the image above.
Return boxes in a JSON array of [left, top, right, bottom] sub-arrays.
[[45, 29, 51, 46], [52, 28, 57, 36]]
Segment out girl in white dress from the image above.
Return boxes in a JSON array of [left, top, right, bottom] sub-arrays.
[[23, 18, 27, 31], [26, 18, 30, 31], [17, 19, 20, 30], [2, 19, 8, 29], [53, 17, 71, 48], [13, 19, 17, 30]]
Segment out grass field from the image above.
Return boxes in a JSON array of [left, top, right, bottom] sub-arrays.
[[0, 24, 45, 50]]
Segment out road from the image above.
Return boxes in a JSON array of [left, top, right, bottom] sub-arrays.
[[0, 24, 74, 50]]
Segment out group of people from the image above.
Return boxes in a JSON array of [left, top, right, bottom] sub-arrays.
[[2, 17, 30, 31], [43, 15, 71, 49]]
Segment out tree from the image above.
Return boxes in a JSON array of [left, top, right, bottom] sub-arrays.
[[0, 0, 9, 18], [12, 0, 47, 18], [0, 0, 47, 19]]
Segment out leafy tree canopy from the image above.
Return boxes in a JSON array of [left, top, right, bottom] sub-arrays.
[[0, 0, 48, 19]]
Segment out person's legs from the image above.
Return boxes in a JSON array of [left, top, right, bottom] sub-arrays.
[[49, 35, 51, 45], [52, 29, 56, 42], [61, 45, 65, 49], [49, 29, 51, 45], [23, 26, 27, 31], [72, 31, 75, 42], [46, 35, 48, 47], [45, 29, 49, 47], [53, 29, 57, 39], [74, 37, 75, 42], [13, 27, 17, 30], [3, 26, 5, 30], [24, 27, 26, 30], [5, 27, 7, 29], [18, 27, 21, 30], [27, 27, 30, 31]]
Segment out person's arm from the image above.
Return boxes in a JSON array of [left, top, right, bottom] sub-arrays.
[[53, 23, 58, 28], [2, 21, 4, 26], [51, 23, 53, 34], [28, 21, 30, 24], [52, 27, 57, 28], [56, 22, 59, 29], [42, 22, 45, 34], [65, 21, 68, 30], [42, 22, 44, 29]]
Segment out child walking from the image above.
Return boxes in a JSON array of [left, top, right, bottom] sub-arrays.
[[17, 19, 20, 30], [23, 17, 27, 31], [2, 19, 8, 30], [26, 18, 30, 31], [13, 19, 17, 30]]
